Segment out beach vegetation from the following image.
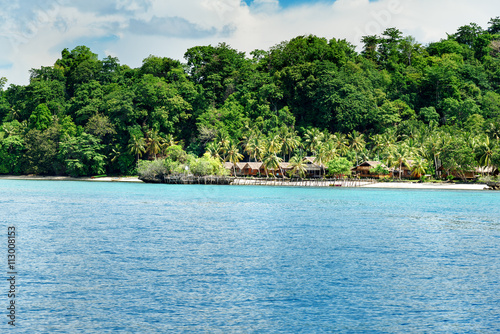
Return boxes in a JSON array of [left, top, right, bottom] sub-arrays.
[[1, 19, 500, 180]]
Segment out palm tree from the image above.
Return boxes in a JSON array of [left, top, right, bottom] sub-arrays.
[[392, 143, 413, 179], [164, 134, 178, 148], [262, 151, 283, 178], [315, 141, 338, 177], [477, 136, 496, 175], [206, 141, 222, 161], [128, 134, 146, 166], [411, 159, 428, 178], [217, 132, 230, 161], [289, 154, 307, 179], [348, 130, 366, 165], [244, 136, 264, 162], [280, 128, 301, 161], [226, 142, 244, 176], [332, 132, 349, 156], [146, 129, 163, 159], [303, 128, 324, 155], [268, 134, 283, 155]]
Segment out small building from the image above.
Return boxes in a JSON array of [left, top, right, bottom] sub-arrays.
[[303, 157, 325, 178], [352, 161, 393, 178], [393, 160, 413, 178], [243, 162, 266, 176], [223, 162, 247, 176], [439, 165, 498, 180]]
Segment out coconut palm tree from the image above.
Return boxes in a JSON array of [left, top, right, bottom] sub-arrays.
[[332, 132, 349, 156], [226, 142, 244, 176], [145, 129, 163, 159], [289, 154, 307, 179], [216, 132, 231, 161], [128, 134, 146, 166], [303, 128, 324, 155], [280, 128, 301, 161], [411, 159, 428, 178], [348, 130, 366, 165], [268, 134, 283, 155], [477, 135, 496, 175], [206, 141, 222, 161], [392, 143, 413, 179], [262, 151, 283, 178], [315, 141, 338, 177], [164, 134, 178, 148]]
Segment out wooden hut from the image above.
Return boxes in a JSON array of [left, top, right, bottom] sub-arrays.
[[352, 161, 393, 178], [223, 162, 247, 176], [303, 157, 324, 178], [243, 162, 266, 176]]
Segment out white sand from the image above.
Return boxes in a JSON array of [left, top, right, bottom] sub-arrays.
[[0, 175, 491, 190], [362, 182, 488, 190]]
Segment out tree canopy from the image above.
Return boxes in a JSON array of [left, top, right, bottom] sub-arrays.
[[1, 19, 500, 178]]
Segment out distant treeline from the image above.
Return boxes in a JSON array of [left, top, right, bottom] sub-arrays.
[[1, 18, 500, 178]]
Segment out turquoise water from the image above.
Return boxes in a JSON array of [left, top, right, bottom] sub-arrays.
[[1, 180, 499, 333]]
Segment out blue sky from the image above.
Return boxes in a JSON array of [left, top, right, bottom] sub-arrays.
[[1, 0, 499, 85]]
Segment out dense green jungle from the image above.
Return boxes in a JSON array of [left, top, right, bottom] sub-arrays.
[[1, 18, 500, 180]]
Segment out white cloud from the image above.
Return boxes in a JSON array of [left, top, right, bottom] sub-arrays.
[[1, 0, 500, 86]]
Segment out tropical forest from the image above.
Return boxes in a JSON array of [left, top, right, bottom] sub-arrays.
[[1, 18, 500, 181]]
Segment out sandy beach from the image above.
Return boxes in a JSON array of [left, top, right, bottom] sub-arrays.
[[362, 182, 488, 190], [0, 175, 492, 190]]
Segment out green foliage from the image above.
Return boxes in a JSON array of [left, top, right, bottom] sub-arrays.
[[2, 19, 500, 178], [59, 133, 106, 176], [369, 164, 391, 175], [29, 103, 52, 131], [327, 157, 353, 177], [165, 145, 187, 163]]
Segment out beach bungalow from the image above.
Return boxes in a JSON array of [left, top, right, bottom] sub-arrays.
[[223, 162, 247, 176], [439, 165, 498, 180], [265, 162, 292, 177], [242, 162, 266, 176], [303, 157, 324, 178], [393, 160, 413, 178], [352, 161, 393, 178]]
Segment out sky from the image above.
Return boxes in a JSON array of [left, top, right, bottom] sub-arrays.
[[1, 0, 499, 86]]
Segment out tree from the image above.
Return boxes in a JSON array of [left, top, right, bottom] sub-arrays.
[[476, 136, 496, 175], [226, 142, 244, 176], [262, 151, 283, 178], [303, 128, 324, 155], [410, 159, 428, 178], [29, 103, 52, 131], [145, 129, 164, 159], [59, 133, 106, 176], [289, 154, 307, 179], [327, 157, 352, 177], [128, 134, 146, 165], [487, 17, 500, 34], [348, 130, 366, 165]]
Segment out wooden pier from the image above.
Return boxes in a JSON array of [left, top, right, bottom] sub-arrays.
[[140, 175, 377, 187], [231, 178, 377, 187]]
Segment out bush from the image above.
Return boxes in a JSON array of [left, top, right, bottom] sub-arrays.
[[138, 159, 169, 180], [327, 157, 353, 177], [369, 164, 390, 175]]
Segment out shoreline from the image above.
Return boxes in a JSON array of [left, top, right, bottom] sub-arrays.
[[361, 181, 488, 191], [0, 175, 491, 190]]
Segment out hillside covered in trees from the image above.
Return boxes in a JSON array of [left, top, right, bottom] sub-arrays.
[[1, 18, 500, 179]]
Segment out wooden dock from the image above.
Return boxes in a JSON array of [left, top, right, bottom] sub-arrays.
[[231, 178, 377, 187], [140, 175, 377, 187]]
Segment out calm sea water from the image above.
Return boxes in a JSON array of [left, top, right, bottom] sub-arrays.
[[1, 180, 499, 333]]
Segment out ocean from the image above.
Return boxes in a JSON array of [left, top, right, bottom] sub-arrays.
[[1, 180, 499, 332]]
